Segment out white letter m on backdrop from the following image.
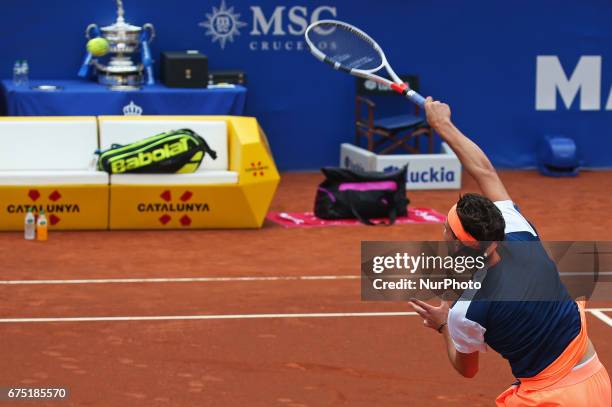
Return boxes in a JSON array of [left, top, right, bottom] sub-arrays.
[[536, 56, 601, 111]]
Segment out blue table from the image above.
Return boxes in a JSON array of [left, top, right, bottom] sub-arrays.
[[0, 80, 246, 116]]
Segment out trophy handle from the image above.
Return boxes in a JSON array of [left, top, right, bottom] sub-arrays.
[[143, 23, 156, 43], [77, 53, 94, 78], [141, 24, 155, 85], [85, 24, 100, 39]]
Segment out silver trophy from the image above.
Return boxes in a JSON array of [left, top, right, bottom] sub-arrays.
[[78, 0, 155, 90]]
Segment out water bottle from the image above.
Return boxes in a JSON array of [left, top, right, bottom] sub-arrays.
[[24, 208, 36, 240], [21, 60, 29, 86], [12, 60, 22, 86], [36, 209, 48, 241]]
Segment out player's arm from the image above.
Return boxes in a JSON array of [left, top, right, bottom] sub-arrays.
[[424, 98, 510, 202], [409, 299, 479, 378], [440, 325, 479, 378]]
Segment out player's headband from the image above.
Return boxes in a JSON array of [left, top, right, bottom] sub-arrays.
[[447, 204, 479, 248]]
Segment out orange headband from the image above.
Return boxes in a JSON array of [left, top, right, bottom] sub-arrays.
[[447, 204, 479, 247]]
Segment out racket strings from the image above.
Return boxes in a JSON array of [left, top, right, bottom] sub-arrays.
[[306, 22, 383, 71], [345, 26, 376, 47]]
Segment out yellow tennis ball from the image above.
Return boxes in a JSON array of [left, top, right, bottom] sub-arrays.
[[87, 37, 110, 57]]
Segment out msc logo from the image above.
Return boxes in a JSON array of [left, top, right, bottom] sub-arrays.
[[110, 139, 189, 173], [536, 56, 612, 111], [199, 0, 247, 49], [199, 1, 337, 51], [249, 5, 336, 36]]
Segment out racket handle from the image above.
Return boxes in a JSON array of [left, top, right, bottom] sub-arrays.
[[390, 83, 426, 107], [405, 90, 425, 107]]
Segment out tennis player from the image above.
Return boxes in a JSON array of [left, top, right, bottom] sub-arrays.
[[409, 97, 611, 406]]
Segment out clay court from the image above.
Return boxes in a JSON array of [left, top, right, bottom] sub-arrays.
[[1, 171, 611, 406]]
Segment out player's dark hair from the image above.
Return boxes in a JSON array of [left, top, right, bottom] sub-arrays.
[[456, 193, 506, 242]]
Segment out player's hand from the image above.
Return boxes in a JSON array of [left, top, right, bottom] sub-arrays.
[[424, 97, 452, 132], [409, 298, 449, 332]]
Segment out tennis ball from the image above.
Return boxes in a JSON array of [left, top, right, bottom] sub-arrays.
[[86, 37, 110, 57]]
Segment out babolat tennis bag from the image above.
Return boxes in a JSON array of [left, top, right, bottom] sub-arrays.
[[97, 129, 217, 174], [314, 166, 409, 225]]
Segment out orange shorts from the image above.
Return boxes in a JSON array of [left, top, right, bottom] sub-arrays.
[[496, 353, 611, 407]]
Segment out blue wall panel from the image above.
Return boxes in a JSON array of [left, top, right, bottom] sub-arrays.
[[0, 0, 610, 169]]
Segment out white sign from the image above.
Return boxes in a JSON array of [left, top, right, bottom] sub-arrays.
[[341, 143, 462, 190]]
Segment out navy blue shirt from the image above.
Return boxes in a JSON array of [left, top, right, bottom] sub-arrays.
[[448, 200, 581, 378]]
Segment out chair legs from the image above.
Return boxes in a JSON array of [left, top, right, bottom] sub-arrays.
[[365, 128, 433, 155]]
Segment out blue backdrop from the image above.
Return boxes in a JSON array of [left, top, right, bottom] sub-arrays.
[[0, 0, 610, 170]]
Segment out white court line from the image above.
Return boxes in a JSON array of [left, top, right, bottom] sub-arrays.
[[0, 275, 360, 285], [0, 309, 611, 325], [0, 272, 610, 286], [0, 311, 417, 324], [589, 310, 612, 327]]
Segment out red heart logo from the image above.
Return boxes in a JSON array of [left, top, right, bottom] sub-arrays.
[[48, 190, 62, 202], [160, 190, 172, 202], [28, 190, 40, 201], [159, 214, 171, 225], [49, 214, 61, 225], [180, 215, 192, 227], [180, 191, 193, 202]]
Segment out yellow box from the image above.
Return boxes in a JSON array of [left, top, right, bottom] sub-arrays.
[[0, 185, 109, 231], [110, 184, 256, 229]]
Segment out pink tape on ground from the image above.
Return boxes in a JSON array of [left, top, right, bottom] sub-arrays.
[[266, 207, 446, 228]]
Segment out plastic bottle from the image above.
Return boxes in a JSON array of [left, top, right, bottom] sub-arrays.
[[12, 60, 22, 86], [21, 60, 29, 87], [36, 209, 48, 241], [24, 208, 36, 240]]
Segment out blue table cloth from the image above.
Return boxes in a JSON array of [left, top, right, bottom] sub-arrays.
[[0, 80, 246, 116]]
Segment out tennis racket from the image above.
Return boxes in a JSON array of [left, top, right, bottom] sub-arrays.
[[304, 20, 426, 107]]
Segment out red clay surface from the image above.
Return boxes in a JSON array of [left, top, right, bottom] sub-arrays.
[[0, 170, 611, 406]]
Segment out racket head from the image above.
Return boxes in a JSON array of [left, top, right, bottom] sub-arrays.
[[305, 20, 386, 74]]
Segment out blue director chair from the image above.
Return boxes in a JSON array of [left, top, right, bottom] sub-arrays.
[[355, 76, 433, 154]]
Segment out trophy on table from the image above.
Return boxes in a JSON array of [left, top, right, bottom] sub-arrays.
[[77, 0, 155, 90]]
